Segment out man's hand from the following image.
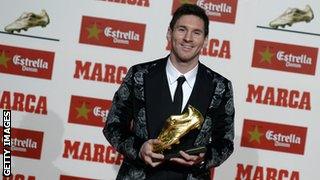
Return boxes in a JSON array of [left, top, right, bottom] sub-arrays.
[[139, 139, 165, 167], [170, 151, 205, 166]]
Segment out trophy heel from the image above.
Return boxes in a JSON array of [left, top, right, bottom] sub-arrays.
[[194, 122, 201, 130]]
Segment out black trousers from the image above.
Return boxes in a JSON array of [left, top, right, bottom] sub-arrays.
[[146, 162, 190, 180]]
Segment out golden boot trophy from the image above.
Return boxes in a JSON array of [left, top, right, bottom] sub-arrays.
[[269, 5, 314, 29], [153, 105, 205, 155], [5, 9, 50, 33]]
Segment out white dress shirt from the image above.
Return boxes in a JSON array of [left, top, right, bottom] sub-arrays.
[[166, 57, 198, 112]]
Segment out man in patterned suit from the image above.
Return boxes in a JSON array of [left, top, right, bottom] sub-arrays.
[[103, 4, 234, 180]]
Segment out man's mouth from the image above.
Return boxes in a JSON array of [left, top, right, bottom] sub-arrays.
[[181, 44, 193, 51]]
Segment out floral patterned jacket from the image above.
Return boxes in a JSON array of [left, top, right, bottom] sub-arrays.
[[103, 57, 235, 180]]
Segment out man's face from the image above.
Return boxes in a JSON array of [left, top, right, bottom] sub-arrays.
[[167, 14, 208, 64]]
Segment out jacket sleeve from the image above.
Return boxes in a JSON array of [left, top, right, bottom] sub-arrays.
[[204, 79, 235, 169], [102, 67, 145, 164]]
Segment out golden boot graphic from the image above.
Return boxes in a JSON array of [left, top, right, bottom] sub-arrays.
[[269, 5, 314, 29], [5, 9, 50, 33], [153, 105, 204, 153]]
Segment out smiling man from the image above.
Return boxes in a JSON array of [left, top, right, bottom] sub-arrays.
[[103, 4, 235, 180]]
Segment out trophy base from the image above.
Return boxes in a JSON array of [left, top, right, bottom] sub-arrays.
[[164, 146, 207, 160]]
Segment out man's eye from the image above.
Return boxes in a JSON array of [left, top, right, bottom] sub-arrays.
[[194, 31, 202, 35]]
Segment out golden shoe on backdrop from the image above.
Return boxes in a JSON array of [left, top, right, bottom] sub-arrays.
[[5, 9, 50, 33], [269, 5, 314, 29], [153, 105, 204, 153]]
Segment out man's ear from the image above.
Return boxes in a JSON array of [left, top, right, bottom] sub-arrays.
[[203, 36, 208, 48], [166, 27, 172, 42]]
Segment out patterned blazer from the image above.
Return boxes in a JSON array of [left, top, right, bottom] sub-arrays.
[[103, 56, 235, 180]]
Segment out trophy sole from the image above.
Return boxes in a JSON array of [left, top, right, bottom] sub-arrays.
[[164, 146, 207, 160]]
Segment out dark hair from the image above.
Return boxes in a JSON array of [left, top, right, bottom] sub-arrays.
[[170, 4, 209, 37]]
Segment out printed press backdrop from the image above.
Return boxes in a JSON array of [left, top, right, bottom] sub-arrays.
[[0, 0, 319, 179]]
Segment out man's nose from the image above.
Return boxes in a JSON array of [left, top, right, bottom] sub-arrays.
[[183, 31, 193, 42]]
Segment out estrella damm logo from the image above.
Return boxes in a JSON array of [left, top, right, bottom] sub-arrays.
[[79, 16, 146, 51], [0, 127, 44, 159], [172, 0, 238, 24], [68, 95, 112, 127], [0, 44, 54, 79], [241, 119, 307, 155], [251, 40, 318, 75]]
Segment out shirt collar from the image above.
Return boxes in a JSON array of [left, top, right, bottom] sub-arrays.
[[166, 56, 198, 88]]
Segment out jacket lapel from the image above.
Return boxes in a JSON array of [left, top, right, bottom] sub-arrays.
[[144, 58, 174, 139], [186, 63, 214, 117]]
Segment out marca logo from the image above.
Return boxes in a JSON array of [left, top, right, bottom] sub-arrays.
[[3, 173, 36, 180], [241, 119, 307, 155], [252, 40, 318, 75], [0, 90, 48, 115], [236, 163, 299, 180], [60, 175, 96, 180], [172, 0, 238, 24], [246, 84, 311, 110], [0, 127, 43, 159], [0, 44, 54, 79], [103, 0, 150, 7], [68, 95, 112, 127], [73, 60, 128, 85], [79, 16, 146, 51], [62, 139, 124, 165], [166, 38, 231, 59]]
